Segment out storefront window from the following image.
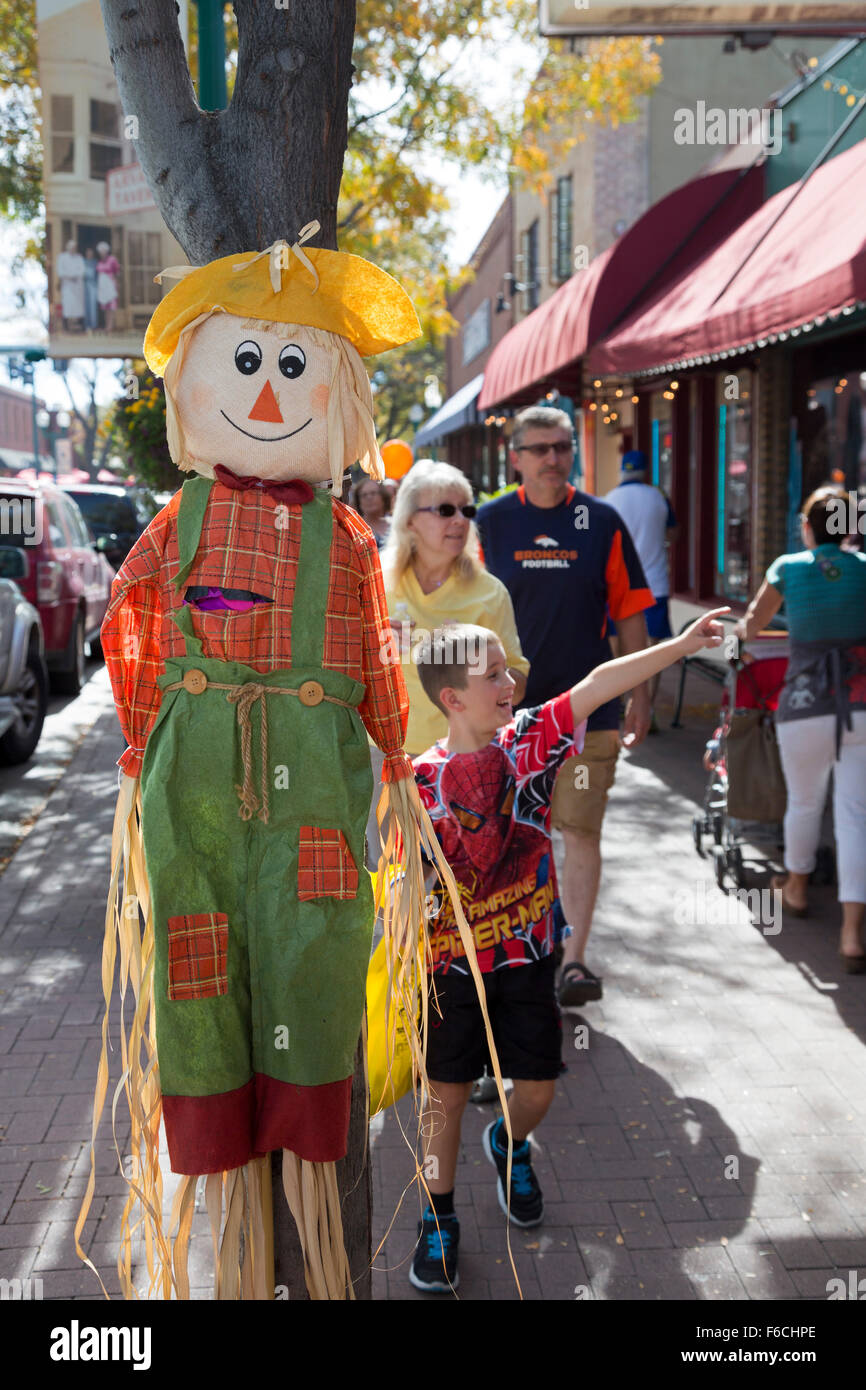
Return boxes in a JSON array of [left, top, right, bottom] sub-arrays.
[[800, 371, 866, 499], [649, 393, 673, 497], [716, 371, 753, 602]]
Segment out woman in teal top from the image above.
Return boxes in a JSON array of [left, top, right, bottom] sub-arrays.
[[737, 486, 866, 970]]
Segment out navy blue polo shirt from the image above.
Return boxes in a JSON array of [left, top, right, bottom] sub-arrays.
[[477, 485, 653, 730]]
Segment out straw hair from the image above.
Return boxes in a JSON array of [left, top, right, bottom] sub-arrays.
[[380, 459, 481, 586], [163, 313, 383, 491]]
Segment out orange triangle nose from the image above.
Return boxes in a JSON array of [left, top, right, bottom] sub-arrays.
[[248, 379, 283, 424]]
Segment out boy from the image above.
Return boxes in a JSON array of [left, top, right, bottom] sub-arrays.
[[409, 608, 727, 1292]]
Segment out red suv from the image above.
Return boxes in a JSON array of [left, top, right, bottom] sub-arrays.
[[0, 480, 113, 694]]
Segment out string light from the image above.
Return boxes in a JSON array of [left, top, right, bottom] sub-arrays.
[[593, 379, 602, 388], [631, 394, 639, 404], [821, 73, 865, 107]]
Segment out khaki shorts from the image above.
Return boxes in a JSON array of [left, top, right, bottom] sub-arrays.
[[550, 728, 620, 837]]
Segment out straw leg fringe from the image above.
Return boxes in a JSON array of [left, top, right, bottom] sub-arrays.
[[77, 777, 276, 1300], [373, 773, 522, 1298], [76, 774, 174, 1300], [281, 1152, 354, 1299]]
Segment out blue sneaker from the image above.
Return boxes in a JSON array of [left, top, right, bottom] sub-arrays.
[[482, 1118, 544, 1227], [409, 1208, 460, 1293]]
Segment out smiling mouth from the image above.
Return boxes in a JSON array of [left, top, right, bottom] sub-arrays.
[[220, 412, 313, 443]]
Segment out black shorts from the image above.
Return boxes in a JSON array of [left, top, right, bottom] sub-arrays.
[[425, 955, 563, 1084]]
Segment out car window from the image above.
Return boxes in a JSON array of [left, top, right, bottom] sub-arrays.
[[68, 491, 139, 533], [58, 493, 92, 548], [45, 500, 67, 549]]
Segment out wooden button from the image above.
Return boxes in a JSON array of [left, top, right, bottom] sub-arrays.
[[183, 669, 208, 694], [298, 679, 324, 707]]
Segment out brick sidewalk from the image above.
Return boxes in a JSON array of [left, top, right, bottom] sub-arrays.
[[0, 673, 212, 1299], [371, 669, 866, 1301], [2, 667, 865, 1301]]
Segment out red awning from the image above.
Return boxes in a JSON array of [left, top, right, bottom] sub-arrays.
[[478, 160, 763, 410], [589, 139, 866, 376]]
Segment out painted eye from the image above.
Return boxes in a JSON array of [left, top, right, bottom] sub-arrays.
[[279, 344, 306, 379], [234, 340, 262, 375]]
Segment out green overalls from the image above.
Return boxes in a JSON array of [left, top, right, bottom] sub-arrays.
[[139, 479, 374, 1174]]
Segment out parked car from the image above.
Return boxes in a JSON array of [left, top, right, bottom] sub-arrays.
[[61, 484, 155, 571], [0, 547, 47, 764], [0, 480, 113, 695]]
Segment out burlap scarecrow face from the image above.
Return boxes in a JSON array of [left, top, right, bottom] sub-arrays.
[[174, 316, 335, 483], [144, 225, 423, 489]]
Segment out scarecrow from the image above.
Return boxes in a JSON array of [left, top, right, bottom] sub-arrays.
[[77, 225, 507, 1302]]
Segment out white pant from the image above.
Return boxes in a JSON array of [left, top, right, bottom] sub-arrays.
[[776, 709, 866, 904]]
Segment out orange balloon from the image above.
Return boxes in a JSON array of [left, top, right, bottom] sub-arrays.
[[381, 438, 413, 479]]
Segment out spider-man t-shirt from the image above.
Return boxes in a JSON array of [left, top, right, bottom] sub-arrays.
[[413, 692, 586, 976]]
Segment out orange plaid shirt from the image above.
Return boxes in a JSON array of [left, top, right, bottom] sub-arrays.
[[102, 483, 409, 779]]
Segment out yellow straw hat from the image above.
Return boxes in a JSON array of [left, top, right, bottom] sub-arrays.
[[144, 221, 421, 377]]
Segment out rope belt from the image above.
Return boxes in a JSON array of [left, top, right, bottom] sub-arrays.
[[165, 676, 355, 824]]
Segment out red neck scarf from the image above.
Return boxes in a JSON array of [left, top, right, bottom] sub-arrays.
[[214, 464, 316, 506]]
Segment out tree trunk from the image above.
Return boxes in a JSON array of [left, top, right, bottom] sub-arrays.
[[99, 0, 369, 1300], [99, 0, 355, 261]]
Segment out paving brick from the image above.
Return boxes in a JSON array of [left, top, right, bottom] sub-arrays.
[[760, 1218, 836, 1269], [1, 1108, 60, 1145], [725, 1244, 798, 1298], [680, 1246, 750, 1300], [611, 1200, 674, 1249]]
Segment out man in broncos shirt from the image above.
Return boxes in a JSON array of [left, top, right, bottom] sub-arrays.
[[408, 610, 727, 1293], [477, 406, 655, 1008]]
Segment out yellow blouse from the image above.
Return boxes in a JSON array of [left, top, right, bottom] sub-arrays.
[[383, 563, 530, 757]]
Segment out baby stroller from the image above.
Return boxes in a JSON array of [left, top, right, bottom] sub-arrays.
[[692, 634, 790, 891]]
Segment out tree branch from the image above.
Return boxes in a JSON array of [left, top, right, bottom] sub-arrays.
[[98, 0, 215, 258]]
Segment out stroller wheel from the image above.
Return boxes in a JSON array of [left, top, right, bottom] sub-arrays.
[[712, 844, 728, 892], [728, 844, 746, 888], [712, 814, 724, 846], [692, 814, 705, 857]]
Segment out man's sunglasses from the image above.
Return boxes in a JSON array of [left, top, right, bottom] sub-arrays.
[[415, 503, 478, 519], [515, 441, 573, 458]]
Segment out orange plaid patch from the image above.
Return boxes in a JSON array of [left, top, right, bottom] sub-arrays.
[[297, 827, 358, 901], [167, 912, 229, 1000]]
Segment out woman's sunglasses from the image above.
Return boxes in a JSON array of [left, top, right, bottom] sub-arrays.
[[415, 503, 477, 519]]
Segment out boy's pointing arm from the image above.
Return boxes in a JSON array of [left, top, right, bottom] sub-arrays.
[[569, 608, 729, 729]]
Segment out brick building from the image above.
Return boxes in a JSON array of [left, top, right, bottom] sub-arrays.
[[414, 197, 514, 490], [0, 383, 51, 474]]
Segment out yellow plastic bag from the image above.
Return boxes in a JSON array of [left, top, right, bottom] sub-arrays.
[[365, 932, 416, 1116]]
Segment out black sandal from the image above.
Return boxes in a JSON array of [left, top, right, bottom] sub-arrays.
[[557, 961, 603, 1007]]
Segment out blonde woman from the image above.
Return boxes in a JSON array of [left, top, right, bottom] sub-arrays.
[[380, 460, 529, 757]]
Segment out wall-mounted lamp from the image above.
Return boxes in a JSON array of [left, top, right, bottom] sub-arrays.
[[495, 271, 536, 314]]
